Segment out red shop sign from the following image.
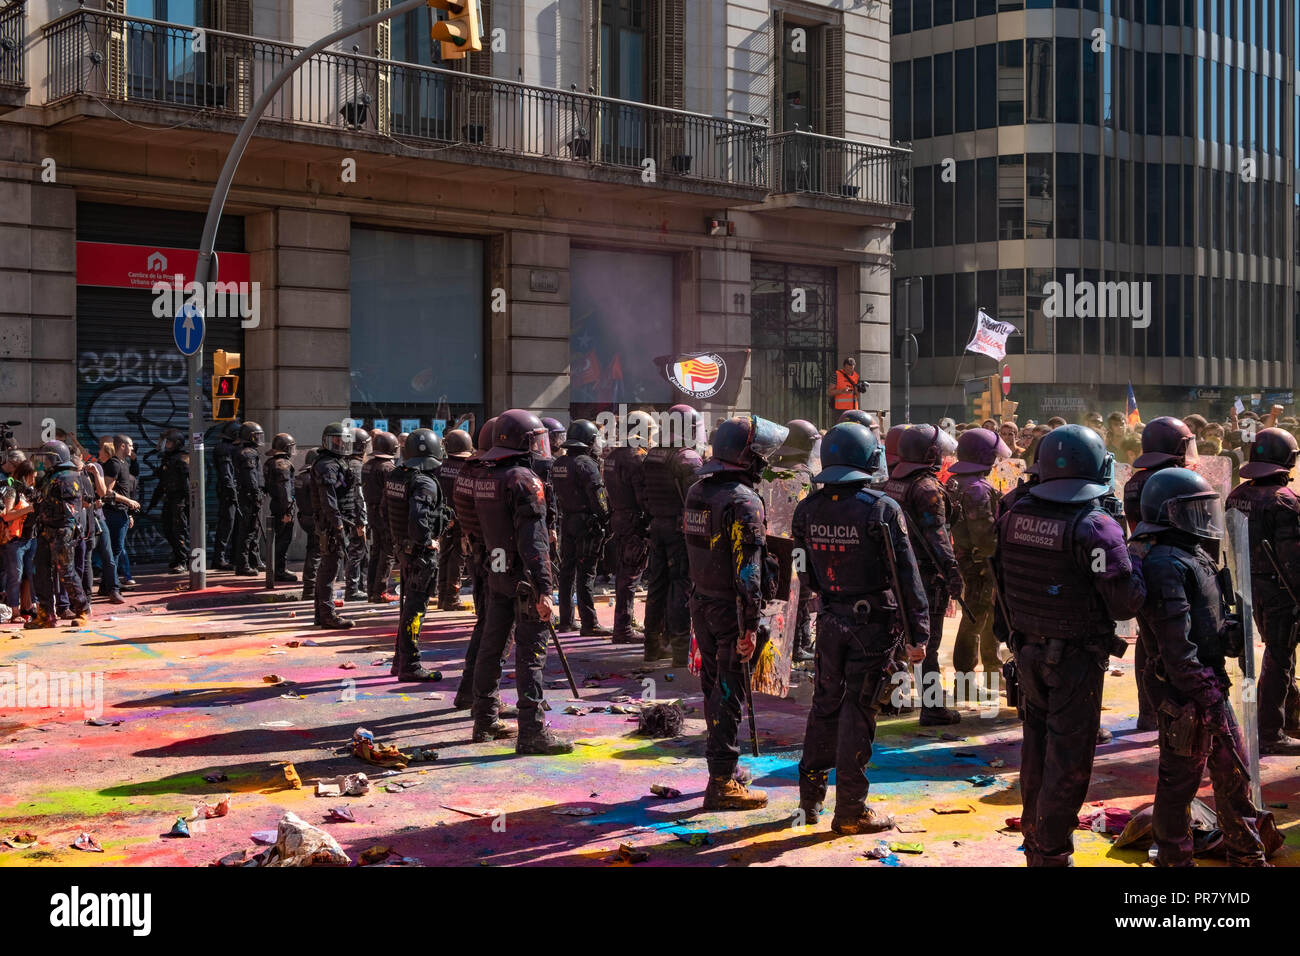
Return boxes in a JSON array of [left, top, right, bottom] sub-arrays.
[[76, 241, 252, 290]]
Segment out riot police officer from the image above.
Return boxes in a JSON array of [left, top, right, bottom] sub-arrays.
[[233, 422, 266, 576], [884, 424, 963, 724], [383, 428, 446, 681], [436, 427, 474, 610], [296, 449, 320, 600], [147, 429, 190, 573], [883, 424, 912, 475], [451, 418, 496, 710], [1123, 416, 1198, 732], [311, 423, 355, 629], [684, 415, 789, 811], [993, 425, 1146, 866], [1226, 427, 1300, 754], [1131, 468, 1274, 866], [770, 419, 822, 662], [838, 408, 881, 439], [25, 441, 90, 629], [947, 427, 1010, 694], [794, 423, 930, 833], [636, 404, 704, 665], [342, 427, 370, 601], [264, 433, 297, 583], [212, 421, 240, 570], [536, 417, 565, 566], [552, 419, 611, 636], [471, 409, 569, 753], [604, 410, 654, 644], [363, 430, 399, 603]]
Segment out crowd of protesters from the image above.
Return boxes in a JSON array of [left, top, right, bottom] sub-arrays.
[[0, 432, 141, 624]]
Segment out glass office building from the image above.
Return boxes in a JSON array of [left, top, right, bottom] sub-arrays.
[[891, 0, 1296, 424]]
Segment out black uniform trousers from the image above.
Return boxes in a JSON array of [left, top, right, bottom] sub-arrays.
[[558, 512, 600, 629], [1016, 638, 1107, 866], [35, 531, 88, 617], [798, 608, 895, 817], [643, 518, 691, 644], [344, 525, 367, 594], [472, 585, 548, 738], [690, 592, 750, 778], [234, 494, 263, 571], [395, 548, 437, 670], [314, 527, 347, 619], [1255, 579, 1300, 740], [215, 490, 237, 567], [299, 520, 320, 596], [921, 578, 950, 698], [610, 510, 646, 633], [436, 523, 464, 605], [456, 545, 489, 705], [268, 509, 292, 573], [952, 557, 999, 681], [366, 527, 394, 600], [1146, 691, 1266, 866]]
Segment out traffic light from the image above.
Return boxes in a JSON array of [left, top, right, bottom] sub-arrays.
[[427, 0, 482, 60], [972, 389, 992, 422], [212, 349, 241, 421]]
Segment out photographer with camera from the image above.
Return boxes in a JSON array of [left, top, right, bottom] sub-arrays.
[[829, 357, 868, 414], [2, 456, 38, 622]]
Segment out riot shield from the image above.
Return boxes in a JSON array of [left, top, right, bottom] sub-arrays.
[[752, 534, 797, 698], [990, 457, 1028, 496], [758, 471, 811, 538], [1224, 508, 1263, 808]]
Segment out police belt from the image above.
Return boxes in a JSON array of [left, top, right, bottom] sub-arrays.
[[823, 592, 893, 621]]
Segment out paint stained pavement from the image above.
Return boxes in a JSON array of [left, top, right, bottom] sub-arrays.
[[1, 578, 1297, 868]]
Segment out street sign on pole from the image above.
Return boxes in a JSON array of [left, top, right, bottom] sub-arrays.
[[174, 303, 204, 356], [1001, 365, 1011, 396]]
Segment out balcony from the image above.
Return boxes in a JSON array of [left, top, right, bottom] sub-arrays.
[[0, 1, 26, 113], [39, 8, 767, 205], [754, 129, 913, 225]]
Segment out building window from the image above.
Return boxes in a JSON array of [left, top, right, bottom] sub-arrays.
[[1082, 40, 1099, 126], [1026, 39, 1052, 123], [893, 61, 912, 141], [956, 160, 976, 244], [913, 57, 932, 139], [998, 40, 1024, 125], [978, 157, 998, 243], [1056, 38, 1079, 124], [914, 165, 933, 246], [955, 47, 975, 132], [1164, 163, 1180, 246], [934, 165, 954, 246], [977, 44, 997, 128], [1056, 153, 1080, 239], [999, 154, 1025, 239], [1026, 153, 1053, 238], [934, 51, 953, 136], [1082, 153, 1099, 240], [750, 262, 837, 427]]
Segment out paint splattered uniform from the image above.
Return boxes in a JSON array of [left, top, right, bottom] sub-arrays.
[[435, 454, 466, 608], [233, 438, 265, 574], [311, 450, 351, 627], [295, 453, 319, 599], [604, 444, 648, 641], [384, 459, 444, 677], [637, 444, 703, 664], [342, 453, 368, 598], [30, 457, 89, 627], [946, 472, 1000, 685], [263, 451, 294, 579], [452, 456, 489, 708], [552, 449, 608, 632], [362, 451, 396, 601]]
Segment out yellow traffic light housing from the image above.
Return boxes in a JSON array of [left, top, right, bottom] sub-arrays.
[[212, 349, 241, 421], [428, 0, 482, 60]]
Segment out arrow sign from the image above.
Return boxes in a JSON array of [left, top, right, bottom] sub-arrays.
[[1001, 365, 1011, 396], [174, 302, 205, 356]]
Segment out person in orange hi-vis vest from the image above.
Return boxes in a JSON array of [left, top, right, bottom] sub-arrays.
[[829, 357, 866, 413]]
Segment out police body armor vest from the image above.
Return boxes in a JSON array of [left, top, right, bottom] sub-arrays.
[[552, 454, 596, 515], [948, 474, 997, 557], [384, 465, 416, 549], [339, 458, 363, 520], [39, 468, 85, 531], [605, 447, 641, 513], [683, 474, 764, 599], [474, 462, 537, 587], [437, 458, 464, 517], [883, 475, 939, 568], [1227, 480, 1300, 578], [453, 460, 483, 544], [213, 441, 236, 496], [162, 451, 189, 498], [1123, 467, 1159, 528], [294, 468, 315, 529], [642, 447, 688, 518], [362, 457, 394, 526], [311, 454, 348, 524], [799, 486, 889, 598], [999, 496, 1113, 640]]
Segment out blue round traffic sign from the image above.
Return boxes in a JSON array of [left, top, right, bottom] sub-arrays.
[[174, 302, 205, 356]]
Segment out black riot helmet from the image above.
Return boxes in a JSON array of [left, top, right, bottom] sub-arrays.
[[271, 433, 296, 456], [1134, 467, 1225, 544], [160, 429, 184, 454], [1240, 427, 1300, 480], [701, 415, 789, 477], [563, 419, 601, 453], [240, 421, 265, 447], [482, 409, 552, 463], [402, 428, 445, 473], [443, 427, 474, 459], [350, 427, 371, 458], [662, 404, 704, 449], [371, 430, 399, 457], [34, 439, 73, 471], [774, 419, 820, 466], [1133, 416, 1198, 470], [304, 449, 319, 468], [1029, 424, 1114, 504], [815, 423, 882, 484], [477, 416, 499, 454], [541, 416, 567, 450], [893, 424, 958, 479], [320, 421, 353, 457], [221, 421, 241, 441], [838, 409, 879, 432]]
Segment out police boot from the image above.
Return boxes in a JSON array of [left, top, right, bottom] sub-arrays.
[[919, 706, 961, 726], [472, 720, 517, 743], [234, 564, 258, 577], [669, 633, 691, 668], [831, 807, 895, 835], [315, 609, 355, 630], [702, 776, 767, 811], [275, 570, 299, 583], [516, 728, 574, 755], [453, 686, 474, 710], [580, 623, 613, 637], [346, 588, 367, 602], [301, 586, 315, 602], [24, 607, 57, 630], [643, 634, 671, 663], [1259, 733, 1300, 755], [610, 627, 643, 645], [792, 641, 815, 664], [398, 664, 442, 682]]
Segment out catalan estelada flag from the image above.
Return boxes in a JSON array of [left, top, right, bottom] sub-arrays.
[[1126, 383, 1140, 426]]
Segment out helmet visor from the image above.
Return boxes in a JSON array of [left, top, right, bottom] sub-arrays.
[[935, 428, 958, 459], [1163, 493, 1225, 541], [1182, 437, 1200, 465], [749, 417, 790, 463], [529, 430, 552, 461]]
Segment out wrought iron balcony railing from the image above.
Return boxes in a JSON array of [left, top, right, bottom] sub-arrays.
[[41, 7, 766, 192], [768, 129, 912, 208], [0, 1, 24, 88]]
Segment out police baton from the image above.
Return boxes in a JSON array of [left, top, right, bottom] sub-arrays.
[[1263, 540, 1300, 609], [546, 618, 581, 699], [900, 510, 974, 619], [741, 655, 760, 758]]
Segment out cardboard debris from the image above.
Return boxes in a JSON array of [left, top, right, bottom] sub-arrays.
[[85, 717, 121, 727], [339, 662, 357, 670], [360, 845, 394, 865], [650, 784, 682, 799], [283, 763, 302, 790], [71, 832, 104, 853], [316, 773, 370, 797], [442, 805, 501, 818], [932, 804, 974, 815], [193, 795, 230, 819], [4, 831, 38, 850], [258, 812, 351, 867], [263, 674, 284, 684], [614, 843, 649, 864], [325, 807, 356, 823], [351, 727, 411, 769]]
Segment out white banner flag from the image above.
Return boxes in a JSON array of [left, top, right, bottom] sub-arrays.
[[965, 309, 1017, 362]]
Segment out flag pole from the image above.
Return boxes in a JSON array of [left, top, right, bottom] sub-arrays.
[[940, 306, 993, 422]]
